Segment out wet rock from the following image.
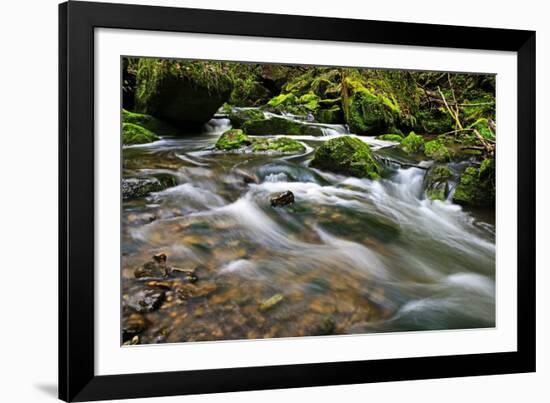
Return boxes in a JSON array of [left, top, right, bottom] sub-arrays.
[[215, 129, 251, 150], [122, 175, 177, 200], [252, 137, 305, 154], [310, 136, 381, 179], [122, 122, 160, 145], [228, 108, 266, 128], [259, 293, 284, 311], [134, 253, 169, 278], [126, 289, 166, 313], [122, 335, 140, 346], [270, 191, 294, 207], [453, 159, 495, 206], [424, 165, 453, 201], [122, 313, 147, 342], [242, 116, 324, 136]]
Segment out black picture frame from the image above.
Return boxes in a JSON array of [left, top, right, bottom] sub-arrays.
[[59, 1, 536, 401]]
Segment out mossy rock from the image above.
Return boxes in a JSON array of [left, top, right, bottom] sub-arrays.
[[400, 132, 424, 154], [453, 159, 495, 206], [424, 139, 451, 162], [377, 134, 403, 142], [122, 109, 177, 136], [215, 129, 251, 150], [424, 165, 453, 201], [267, 93, 297, 109], [310, 136, 381, 179], [122, 122, 160, 145], [298, 93, 320, 111], [134, 59, 233, 130], [227, 108, 265, 128], [314, 105, 343, 124], [243, 117, 323, 136], [252, 137, 305, 153]]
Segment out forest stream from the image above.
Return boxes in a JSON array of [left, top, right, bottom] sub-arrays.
[[121, 112, 495, 344]]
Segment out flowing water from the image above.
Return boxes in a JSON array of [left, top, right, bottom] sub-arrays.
[[122, 115, 495, 344]]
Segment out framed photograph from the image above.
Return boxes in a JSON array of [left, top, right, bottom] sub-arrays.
[[59, 1, 536, 401]]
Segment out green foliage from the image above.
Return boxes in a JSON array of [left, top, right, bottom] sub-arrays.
[[311, 136, 381, 179], [400, 132, 424, 154], [252, 137, 305, 153], [215, 129, 251, 150], [122, 122, 160, 145], [453, 159, 495, 206], [376, 134, 403, 142], [424, 139, 451, 162]]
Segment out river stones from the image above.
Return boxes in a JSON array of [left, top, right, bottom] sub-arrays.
[[122, 175, 177, 200], [134, 253, 169, 278], [270, 190, 294, 207], [259, 293, 284, 311], [125, 289, 166, 313], [122, 313, 147, 342], [310, 136, 381, 179]]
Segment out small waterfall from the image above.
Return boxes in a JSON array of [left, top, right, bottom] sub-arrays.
[[202, 118, 232, 135]]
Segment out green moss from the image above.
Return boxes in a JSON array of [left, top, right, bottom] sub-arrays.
[[469, 118, 495, 141], [215, 129, 251, 150], [122, 122, 160, 145], [267, 93, 297, 108], [252, 137, 305, 153], [310, 136, 381, 179], [453, 159, 495, 206], [376, 134, 403, 142], [298, 93, 320, 111], [122, 109, 177, 136], [424, 139, 451, 161], [243, 117, 323, 136], [424, 165, 453, 201], [228, 108, 265, 128], [400, 132, 424, 154]]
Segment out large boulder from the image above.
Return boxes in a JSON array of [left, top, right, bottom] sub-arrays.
[[134, 59, 233, 130], [310, 136, 381, 179], [453, 159, 495, 206]]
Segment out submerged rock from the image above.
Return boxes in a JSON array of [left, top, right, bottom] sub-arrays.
[[134, 59, 233, 130], [134, 253, 169, 278], [125, 289, 166, 313], [310, 136, 381, 179], [122, 175, 177, 199], [122, 122, 160, 145], [122, 313, 147, 342], [453, 159, 495, 206], [424, 139, 451, 162], [270, 191, 295, 207], [400, 132, 424, 154], [259, 293, 284, 311], [424, 165, 453, 201], [215, 129, 251, 150]]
